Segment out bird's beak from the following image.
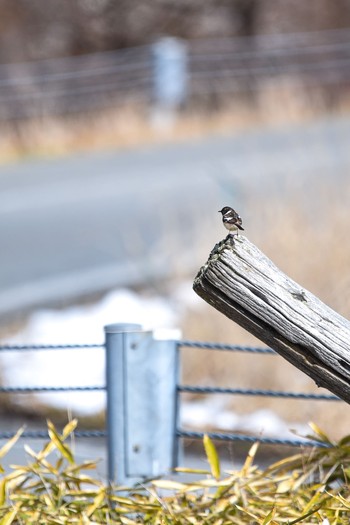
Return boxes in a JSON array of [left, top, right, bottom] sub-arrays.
[[218, 210, 221, 213]]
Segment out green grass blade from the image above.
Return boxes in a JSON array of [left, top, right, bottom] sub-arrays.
[[203, 434, 221, 480]]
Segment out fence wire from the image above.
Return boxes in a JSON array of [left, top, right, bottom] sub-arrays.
[[0, 340, 343, 448], [0, 430, 106, 440], [178, 340, 275, 354], [178, 385, 340, 401], [0, 344, 103, 351], [1, 28, 350, 121], [177, 430, 330, 448], [0, 386, 105, 393]]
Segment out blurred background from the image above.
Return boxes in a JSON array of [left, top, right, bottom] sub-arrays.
[[1, 0, 350, 454]]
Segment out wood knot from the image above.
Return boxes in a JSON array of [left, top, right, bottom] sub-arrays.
[[290, 290, 307, 302]]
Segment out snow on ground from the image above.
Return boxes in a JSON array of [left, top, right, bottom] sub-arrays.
[[1, 288, 178, 414], [181, 396, 308, 439], [0, 285, 308, 439]]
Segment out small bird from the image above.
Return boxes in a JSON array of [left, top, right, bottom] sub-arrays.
[[218, 206, 244, 236]]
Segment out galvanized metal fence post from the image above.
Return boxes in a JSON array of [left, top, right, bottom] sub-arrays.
[[104, 323, 180, 485], [151, 37, 188, 119]]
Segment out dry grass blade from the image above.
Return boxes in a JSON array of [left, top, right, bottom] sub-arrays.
[[0, 423, 349, 523], [307, 423, 336, 446], [0, 507, 18, 525], [85, 488, 106, 517], [33, 419, 78, 463], [174, 467, 211, 475], [47, 420, 75, 464], [240, 441, 259, 477], [203, 434, 221, 480], [0, 428, 24, 462], [262, 507, 276, 525], [0, 479, 6, 508], [151, 480, 191, 492]]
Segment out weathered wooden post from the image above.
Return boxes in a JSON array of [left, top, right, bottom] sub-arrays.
[[193, 235, 350, 403]]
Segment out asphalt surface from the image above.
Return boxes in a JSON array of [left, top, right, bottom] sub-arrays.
[[1, 115, 350, 319]]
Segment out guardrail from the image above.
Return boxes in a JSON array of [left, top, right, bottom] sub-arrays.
[[0, 323, 342, 484]]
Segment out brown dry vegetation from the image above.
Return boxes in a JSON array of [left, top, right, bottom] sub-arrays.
[[0, 102, 300, 163], [2, 420, 350, 524], [1, 81, 350, 163]]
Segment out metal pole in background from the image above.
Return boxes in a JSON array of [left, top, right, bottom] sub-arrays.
[[104, 323, 180, 485], [151, 37, 188, 126]]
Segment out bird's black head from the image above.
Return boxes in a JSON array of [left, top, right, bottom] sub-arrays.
[[219, 206, 232, 215]]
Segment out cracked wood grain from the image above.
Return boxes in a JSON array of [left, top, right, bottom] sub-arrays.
[[193, 235, 350, 403]]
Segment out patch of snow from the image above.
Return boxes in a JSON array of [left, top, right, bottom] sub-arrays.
[[1, 286, 308, 443], [1, 288, 177, 414], [181, 398, 309, 441]]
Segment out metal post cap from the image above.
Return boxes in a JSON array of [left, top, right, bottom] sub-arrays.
[[104, 323, 142, 333]]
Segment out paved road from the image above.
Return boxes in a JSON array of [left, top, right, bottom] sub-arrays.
[[1, 115, 350, 318]]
